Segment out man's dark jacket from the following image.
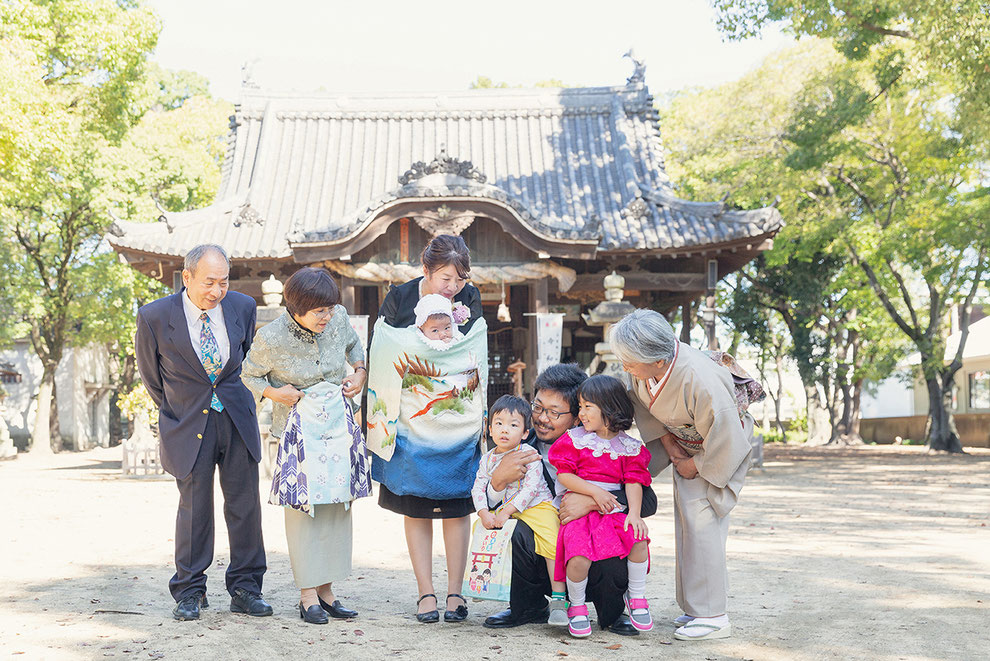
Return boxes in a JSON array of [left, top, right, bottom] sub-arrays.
[[134, 290, 261, 479]]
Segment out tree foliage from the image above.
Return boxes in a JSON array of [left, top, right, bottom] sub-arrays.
[[710, 0, 990, 141], [0, 1, 229, 451], [662, 37, 989, 450]]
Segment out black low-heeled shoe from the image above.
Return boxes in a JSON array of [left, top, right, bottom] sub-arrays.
[[318, 596, 358, 619], [444, 593, 468, 622], [299, 602, 329, 625], [416, 593, 439, 623]]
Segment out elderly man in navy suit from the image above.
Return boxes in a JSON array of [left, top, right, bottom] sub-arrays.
[[135, 244, 272, 621]]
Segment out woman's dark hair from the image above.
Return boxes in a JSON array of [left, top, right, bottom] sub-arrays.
[[533, 363, 587, 416], [283, 267, 341, 317], [578, 374, 634, 432], [489, 394, 531, 428], [421, 234, 471, 279]]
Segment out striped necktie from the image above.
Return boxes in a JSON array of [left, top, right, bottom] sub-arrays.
[[199, 312, 224, 412]]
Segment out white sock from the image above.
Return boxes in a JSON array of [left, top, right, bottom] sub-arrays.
[[683, 614, 729, 628], [566, 577, 588, 607], [627, 559, 648, 601]]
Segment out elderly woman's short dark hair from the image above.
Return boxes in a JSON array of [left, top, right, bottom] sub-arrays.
[[609, 309, 677, 365], [283, 267, 341, 317]]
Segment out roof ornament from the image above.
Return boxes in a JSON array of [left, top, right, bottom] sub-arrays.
[[398, 147, 487, 185], [241, 59, 260, 89], [621, 195, 651, 222], [623, 49, 646, 87], [412, 205, 476, 237], [233, 201, 264, 227], [106, 208, 125, 237], [151, 195, 176, 233]]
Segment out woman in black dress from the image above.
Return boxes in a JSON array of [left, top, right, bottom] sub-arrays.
[[370, 234, 485, 623]]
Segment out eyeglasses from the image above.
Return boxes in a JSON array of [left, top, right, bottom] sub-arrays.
[[531, 402, 567, 421], [307, 308, 334, 319]]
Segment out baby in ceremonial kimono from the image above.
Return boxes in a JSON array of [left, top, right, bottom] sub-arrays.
[[411, 294, 469, 351], [471, 395, 569, 626]]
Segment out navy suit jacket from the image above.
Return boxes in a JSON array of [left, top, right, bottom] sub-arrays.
[[134, 289, 262, 479]]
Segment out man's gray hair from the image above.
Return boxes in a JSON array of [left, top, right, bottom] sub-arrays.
[[184, 244, 230, 273], [608, 309, 677, 365]]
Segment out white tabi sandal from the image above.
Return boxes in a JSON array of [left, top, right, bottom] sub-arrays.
[[673, 621, 731, 640]]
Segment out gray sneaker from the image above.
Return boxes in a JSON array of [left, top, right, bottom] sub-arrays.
[[623, 592, 653, 632], [547, 596, 569, 626]]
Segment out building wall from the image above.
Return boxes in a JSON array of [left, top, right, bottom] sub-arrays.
[[0, 340, 111, 451]]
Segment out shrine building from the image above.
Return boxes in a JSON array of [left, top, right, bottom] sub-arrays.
[[108, 62, 782, 398]]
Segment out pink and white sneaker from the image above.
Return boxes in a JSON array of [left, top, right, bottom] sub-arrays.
[[624, 592, 653, 631], [566, 604, 593, 638]]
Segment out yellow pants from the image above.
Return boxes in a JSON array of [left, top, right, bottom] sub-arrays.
[[510, 501, 560, 560]]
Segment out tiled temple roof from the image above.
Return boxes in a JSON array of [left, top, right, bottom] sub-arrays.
[[108, 78, 781, 260]]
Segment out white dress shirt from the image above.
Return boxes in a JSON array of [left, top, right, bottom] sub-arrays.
[[182, 290, 230, 368]]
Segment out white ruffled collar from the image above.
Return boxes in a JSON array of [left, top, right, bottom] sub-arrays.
[[569, 426, 642, 459]]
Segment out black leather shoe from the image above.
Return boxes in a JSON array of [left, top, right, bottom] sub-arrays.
[[172, 594, 208, 621], [415, 593, 439, 623], [299, 602, 329, 624], [229, 588, 274, 617], [482, 607, 549, 628], [606, 614, 640, 636], [318, 596, 358, 619], [444, 593, 468, 622]]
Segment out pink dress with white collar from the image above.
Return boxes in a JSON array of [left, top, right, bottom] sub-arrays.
[[548, 427, 652, 582]]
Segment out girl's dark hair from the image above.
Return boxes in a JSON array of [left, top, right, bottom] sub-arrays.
[[489, 394, 531, 428], [283, 267, 341, 317], [421, 234, 471, 279], [578, 374, 634, 432]]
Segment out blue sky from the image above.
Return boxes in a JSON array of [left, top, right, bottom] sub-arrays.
[[146, 0, 790, 102]]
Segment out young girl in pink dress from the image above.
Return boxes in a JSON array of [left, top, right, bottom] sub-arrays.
[[549, 374, 653, 638]]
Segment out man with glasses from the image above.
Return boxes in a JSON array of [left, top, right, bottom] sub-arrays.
[[481, 364, 658, 635]]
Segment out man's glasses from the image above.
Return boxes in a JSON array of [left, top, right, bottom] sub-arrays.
[[531, 402, 567, 421]]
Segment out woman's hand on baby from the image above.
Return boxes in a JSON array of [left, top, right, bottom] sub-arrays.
[[592, 487, 620, 514], [624, 514, 649, 540], [266, 384, 303, 406], [342, 368, 366, 398], [478, 510, 497, 530]]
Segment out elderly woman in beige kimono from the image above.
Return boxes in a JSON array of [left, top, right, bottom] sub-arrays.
[[609, 309, 756, 642]]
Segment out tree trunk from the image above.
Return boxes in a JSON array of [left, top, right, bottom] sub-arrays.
[[804, 383, 831, 445], [925, 376, 964, 453], [30, 366, 56, 454], [827, 380, 864, 445], [49, 381, 63, 451], [773, 352, 785, 434]]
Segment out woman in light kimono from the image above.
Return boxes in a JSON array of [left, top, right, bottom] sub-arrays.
[[609, 309, 758, 642], [242, 267, 371, 625]]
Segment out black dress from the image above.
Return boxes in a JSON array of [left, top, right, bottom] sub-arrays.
[[372, 277, 485, 519]]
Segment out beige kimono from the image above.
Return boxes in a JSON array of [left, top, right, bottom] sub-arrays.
[[630, 341, 753, 617]]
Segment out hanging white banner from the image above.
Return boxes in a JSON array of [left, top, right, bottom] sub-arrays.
[[536, 313, 565, 375]]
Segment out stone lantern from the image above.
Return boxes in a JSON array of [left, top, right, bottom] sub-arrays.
[[261, 274, 284, 307], [582, 271, 636, 378]]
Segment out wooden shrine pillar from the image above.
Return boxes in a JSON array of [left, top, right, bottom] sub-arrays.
[[341, 275, 356, 314], [680, 302, 692, 344]]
